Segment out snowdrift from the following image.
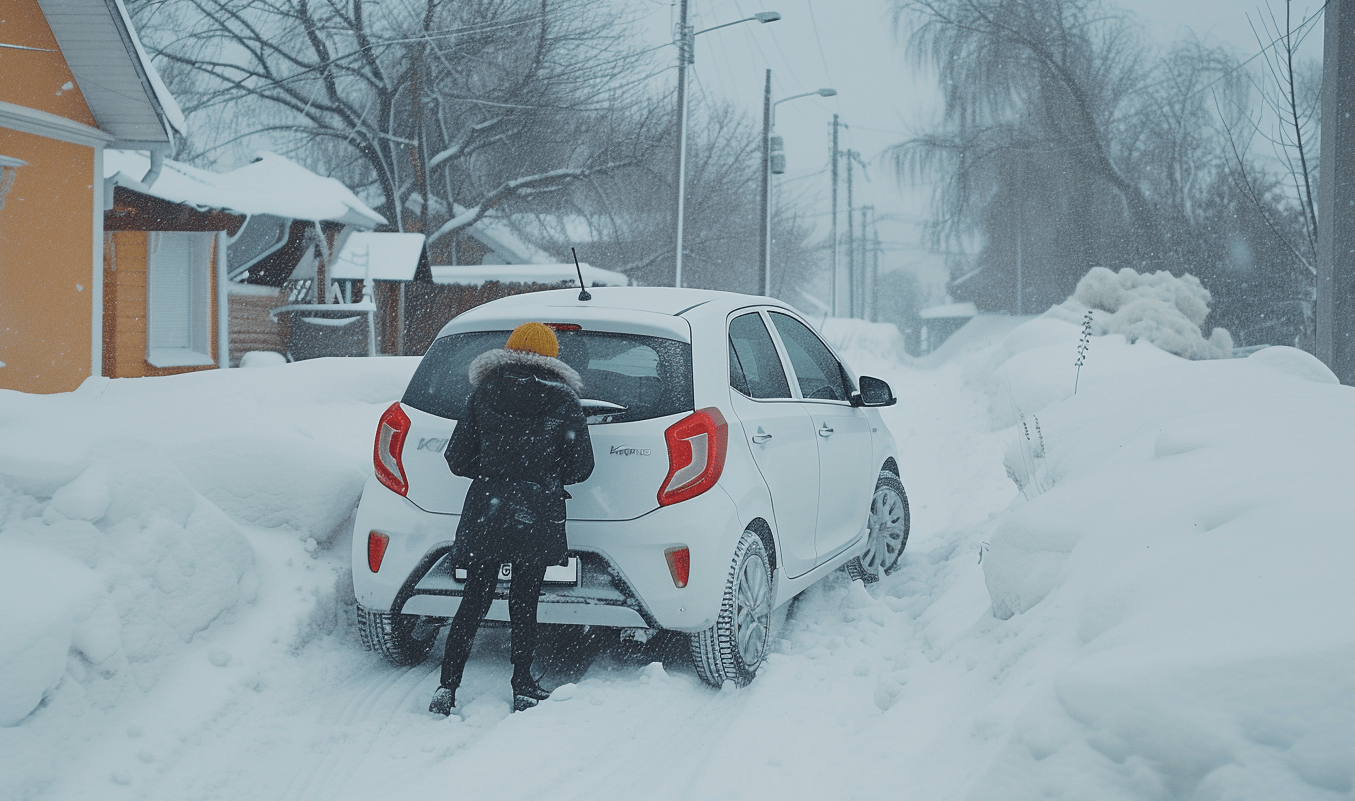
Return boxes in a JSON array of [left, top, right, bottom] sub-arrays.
[[0, 358, 416, 727], [971, 319, 1355, 799]]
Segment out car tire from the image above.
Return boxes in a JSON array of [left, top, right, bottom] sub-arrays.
[[690, 530, 774, 688], [846, 470, 910, 584], [355, 604, 439, 666]]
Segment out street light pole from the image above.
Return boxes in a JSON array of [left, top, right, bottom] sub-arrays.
[[759, 80, 836, 296], [760, 69, 773, 296], [673, 0, 693, 289], [673, 8, 780, 289]]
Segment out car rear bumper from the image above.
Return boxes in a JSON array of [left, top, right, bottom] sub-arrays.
[[352, 475, 744, 632]]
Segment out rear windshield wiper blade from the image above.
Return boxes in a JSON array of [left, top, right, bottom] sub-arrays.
[[579, 399, 627, 412]]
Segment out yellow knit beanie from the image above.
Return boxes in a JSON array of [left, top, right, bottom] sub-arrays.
[[505, 321, 559, 359]]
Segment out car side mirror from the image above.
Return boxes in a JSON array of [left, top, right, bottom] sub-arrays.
[[853, 375, 896, 407]]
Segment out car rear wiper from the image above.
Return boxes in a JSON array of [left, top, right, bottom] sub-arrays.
[[580, 399, 627, 422], [580, 399, 627, 412]]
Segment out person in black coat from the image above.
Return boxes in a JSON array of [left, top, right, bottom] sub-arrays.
[[430, 322, 594, 715]]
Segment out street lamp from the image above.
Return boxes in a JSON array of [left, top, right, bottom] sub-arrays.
[[759, 75, 835, 296], [673, 3, 780, 288]]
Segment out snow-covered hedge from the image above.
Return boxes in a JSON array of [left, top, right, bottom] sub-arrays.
[[1045, 266, 1234, 360]]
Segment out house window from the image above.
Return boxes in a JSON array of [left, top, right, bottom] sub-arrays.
[[147, 232, 214, 367]]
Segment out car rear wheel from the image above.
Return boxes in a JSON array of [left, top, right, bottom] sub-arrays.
[[356, 604, 439, 666], [846, 471, 910, 584], [691, 530, 774, 687]]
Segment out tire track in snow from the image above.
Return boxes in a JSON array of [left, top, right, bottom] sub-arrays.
[[280, 661, 435, 801], [559, 685, 749, 801]]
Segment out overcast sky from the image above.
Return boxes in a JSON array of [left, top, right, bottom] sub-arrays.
[[631, 0, 1326, 302]]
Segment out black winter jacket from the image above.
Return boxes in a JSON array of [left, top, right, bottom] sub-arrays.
[[444, 348, 594, 567]]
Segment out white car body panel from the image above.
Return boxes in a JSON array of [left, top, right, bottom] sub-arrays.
[[726, 391, 820, 578]]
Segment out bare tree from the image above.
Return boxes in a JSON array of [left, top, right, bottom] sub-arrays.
[[1219, 0, 1322, 274], [890, 0, 1168, 265], [520, 101, 822, 294], [139, 0, 658, 251]]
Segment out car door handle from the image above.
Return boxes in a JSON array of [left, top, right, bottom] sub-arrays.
[[751, 427, 773, 444], [818, 424, 834, 437]]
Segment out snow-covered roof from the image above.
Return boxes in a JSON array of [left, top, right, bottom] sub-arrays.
[[104, 150, 386, 229], [36, 0, 183, 145], [430, 263, 627, 287], [920, 302, 979, 320], [452, 210, 555, 265], [329, 233, 426, 281]]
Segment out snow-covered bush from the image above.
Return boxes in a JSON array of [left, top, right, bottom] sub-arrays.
[[1045, 266, 1234, 360]]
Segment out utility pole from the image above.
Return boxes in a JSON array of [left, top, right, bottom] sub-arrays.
[[1014, 160, 1023, 316], [672, 0, 693, 288], [870, 208, 880, 323], [759, 69, 772, 296], [1318, 0, 1355, 383], [860, 205, 872, 320], [830, 114, 840, 316], [846, 148, 855, 318]]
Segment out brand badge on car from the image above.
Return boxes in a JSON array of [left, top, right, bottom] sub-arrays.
[[610, 445, 651, 456], [418, 437, 450, 452]]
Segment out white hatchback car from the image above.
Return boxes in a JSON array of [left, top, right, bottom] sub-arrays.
[[352, 287, 910, 686]]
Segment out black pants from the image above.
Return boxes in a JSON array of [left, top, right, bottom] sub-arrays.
[[439, 559, 547, 688]]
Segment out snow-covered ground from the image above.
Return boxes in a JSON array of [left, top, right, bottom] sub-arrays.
[[2, 311, 1352, 800]]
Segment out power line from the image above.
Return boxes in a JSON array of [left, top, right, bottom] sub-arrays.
[[803, 0, 838, 92]]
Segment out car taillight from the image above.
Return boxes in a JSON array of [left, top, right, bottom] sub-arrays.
[[374, 403, 410, 496], [545, 323, 582, 331], [657, 407, 728, 506], [665, 546, 690, 588], [368, 531, 390, 573]]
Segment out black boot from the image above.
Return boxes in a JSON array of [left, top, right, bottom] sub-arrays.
[[429, 685, 457, 716], [511, 665, 550, 711]]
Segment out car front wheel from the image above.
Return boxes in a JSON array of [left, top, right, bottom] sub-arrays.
[[356, 604, 439, 666], [690, 530, 774, 687], [846, 470, 910, 584]]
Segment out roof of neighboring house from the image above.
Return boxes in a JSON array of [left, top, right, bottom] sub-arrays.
[[105, 150, 387, 228], [452, 209, 555, 265], [329, 232, 427, 281], [429, 263, 628, 287], [36, 0, 184, 146]]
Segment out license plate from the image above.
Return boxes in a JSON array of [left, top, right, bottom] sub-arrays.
[[454, 558, 579, 585]]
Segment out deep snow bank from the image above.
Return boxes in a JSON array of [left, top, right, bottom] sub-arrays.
[[0, 358, 417, 726], [970, 317, 1355, 799]]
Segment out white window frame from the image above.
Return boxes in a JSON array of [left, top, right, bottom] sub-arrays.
[[147, 231, 215, 368]]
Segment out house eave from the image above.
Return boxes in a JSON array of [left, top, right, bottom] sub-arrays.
[[0, 99, 114, 147], [35, 0, 180, 144]]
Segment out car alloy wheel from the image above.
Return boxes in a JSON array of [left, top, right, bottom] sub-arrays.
[[691, 530, 774, 687], [847, 471, 910, 584], [734, 550, 773, 667]]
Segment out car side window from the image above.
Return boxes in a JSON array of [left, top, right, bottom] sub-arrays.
[[769, 312, 852, 402], [728, 312, 792, 399]]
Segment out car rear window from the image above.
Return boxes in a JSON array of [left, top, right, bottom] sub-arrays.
[[402, 329, 694, 424]]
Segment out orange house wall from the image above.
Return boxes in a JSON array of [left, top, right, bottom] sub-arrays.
[[102, 231, 220, 379], [0, 0, 98, 124], [0, 128, 96, 394], [0, 0, 102, 394]]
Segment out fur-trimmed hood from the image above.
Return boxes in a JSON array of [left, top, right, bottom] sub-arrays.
[[468, 348, 584, 395]]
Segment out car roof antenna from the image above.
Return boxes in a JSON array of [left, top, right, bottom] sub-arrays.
[[572, 247, 592, 301]]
